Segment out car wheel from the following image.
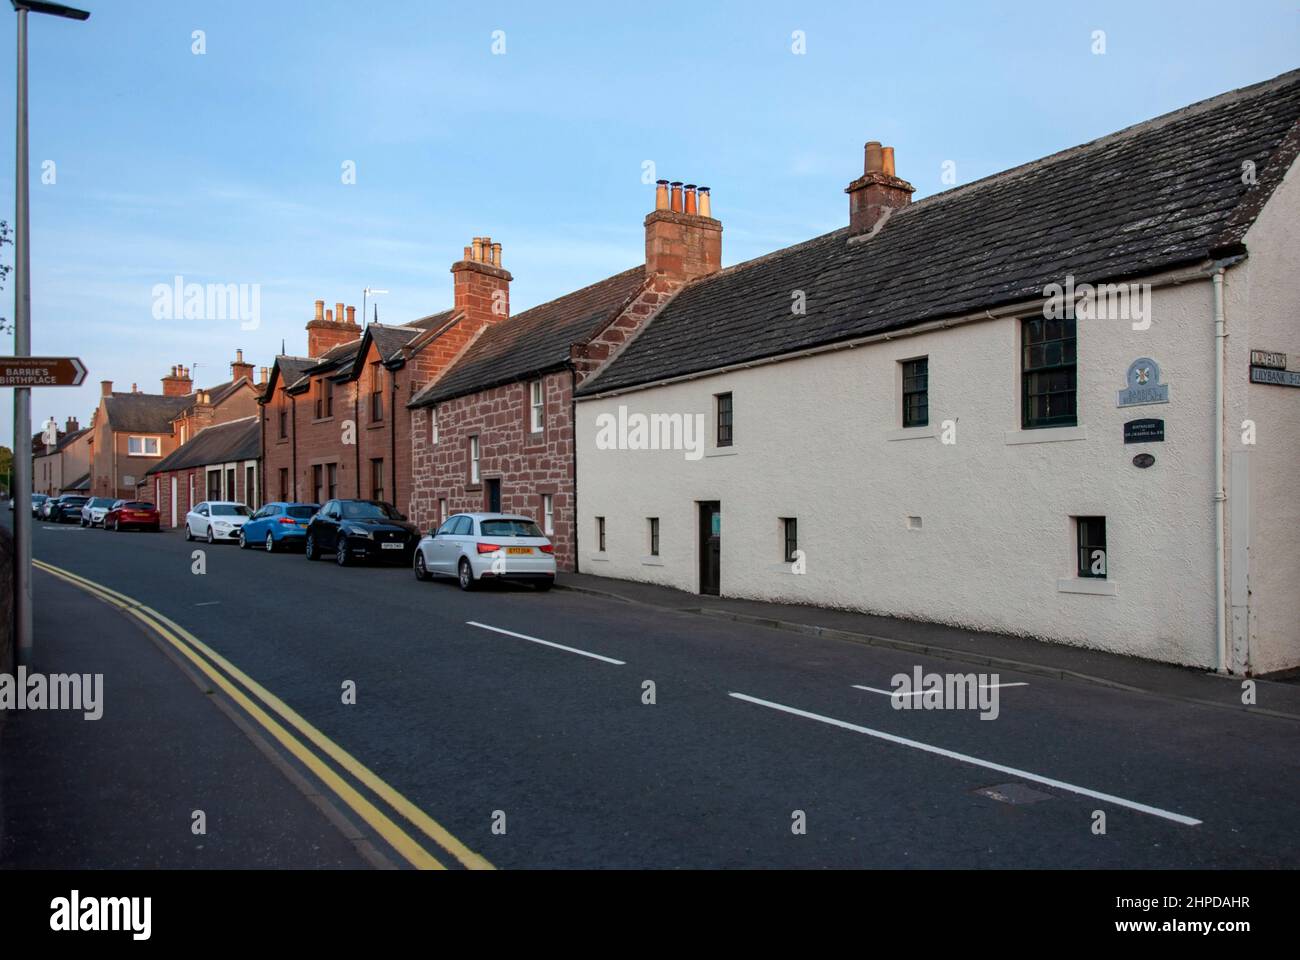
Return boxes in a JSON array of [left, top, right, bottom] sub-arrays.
[[335, 540, 350, 566], [305, 534, 319, 561], [238, 529, 247, 549], [458, 558, 476, 591], [184, 523, 193, 541], [206, 526, 214, 545], [414, 550, 430, 581], [266, 533, 275, 553]]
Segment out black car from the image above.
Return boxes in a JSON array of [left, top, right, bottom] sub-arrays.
[[304, 499, 419, 566], [48, 494, 90, 523]]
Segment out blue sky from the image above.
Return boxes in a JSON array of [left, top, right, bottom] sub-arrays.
[[1, 0, 1296, 450]]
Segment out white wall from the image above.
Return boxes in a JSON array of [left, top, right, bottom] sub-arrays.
[[577, 278, 1230, 667], [1227, 155, 1300, 674]]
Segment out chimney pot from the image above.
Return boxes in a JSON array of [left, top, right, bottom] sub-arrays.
[[684, 184, 697, 215], [325, 308, 333, 323], [883, 146, 896, 178], [669, 182, 684, 213], [346, 305, 356, 324], [463, 245, 473, 260], [260, 366, 268, 383], [335, 302, 345, 325], [698, 186, 712, 218], [132, 383, 138, 393], [491, 242, 502, 267], [655, 180, 669, 211], [314, 299, 325, 322], [865, 141, 884, 174], [236, 348, 244, 363], [472, 237, 484, 262]]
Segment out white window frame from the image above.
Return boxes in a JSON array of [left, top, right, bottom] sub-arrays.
[[439, 497, 447, 523], [469, 436, 480, 484], [430, 408, 438, 445], [128, 435, 161, 457], [529, 380, 544, 433], [543, 494, 554, 535]]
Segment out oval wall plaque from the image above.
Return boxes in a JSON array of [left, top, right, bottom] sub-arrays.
[[1132, 453, 1155, 469]]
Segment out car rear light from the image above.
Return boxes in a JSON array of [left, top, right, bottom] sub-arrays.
[[539, 543, 554, 554], [278, 517, 298, 524], [476, 543, 502, 554]]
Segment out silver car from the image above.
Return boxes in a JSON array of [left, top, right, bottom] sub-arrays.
[[80, 496, 117, 527], [184, 501, 252, 543], [413, 512, 556, 591]]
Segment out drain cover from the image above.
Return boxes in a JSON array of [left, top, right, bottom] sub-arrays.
[[976, 782, 1054, 805]]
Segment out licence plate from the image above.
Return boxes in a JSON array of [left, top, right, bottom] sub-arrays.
[[507, 547, 532, 555], [381, 542, 403, 550]]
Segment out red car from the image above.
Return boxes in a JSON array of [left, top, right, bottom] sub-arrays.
[[104, 499, 161, 532]]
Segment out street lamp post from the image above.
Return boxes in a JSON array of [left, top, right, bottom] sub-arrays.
[[11, 0, 90, 659]]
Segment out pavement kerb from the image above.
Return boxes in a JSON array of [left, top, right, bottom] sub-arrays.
[[554, 580, 1300, 723]]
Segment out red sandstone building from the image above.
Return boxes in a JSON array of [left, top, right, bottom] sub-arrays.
[[259, 183, 720, 572], [406, 182, 722, 571]]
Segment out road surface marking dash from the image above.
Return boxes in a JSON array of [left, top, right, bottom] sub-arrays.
[[729, 691, 1201, 826], [466, 621, 625, 665], [195, 601, 221, 606]]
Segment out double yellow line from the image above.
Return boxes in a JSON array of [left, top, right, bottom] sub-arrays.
[[33, 558, 493, 871]]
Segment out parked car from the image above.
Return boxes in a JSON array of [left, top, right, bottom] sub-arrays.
[[104, 499, 160, 532], [413, 513, 556, 591], [47, 494, 90, 524], [39, 496, 58, 520], [80, 496, 118, 527], [30, 493, 48, 517], [184, 501, 251, 543], [304, 499, 418, 566], [239, 501, 320, 551]]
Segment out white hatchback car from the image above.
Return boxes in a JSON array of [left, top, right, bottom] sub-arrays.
[[414, 512, 556, 591], [185, 501, 252, 544]]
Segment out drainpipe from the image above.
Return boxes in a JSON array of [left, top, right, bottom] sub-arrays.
[[390, 368, 398, 509], [1212, 267, 1227, 674]]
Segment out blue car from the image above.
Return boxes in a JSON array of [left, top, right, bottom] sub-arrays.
[[238, 501, 320, 552]]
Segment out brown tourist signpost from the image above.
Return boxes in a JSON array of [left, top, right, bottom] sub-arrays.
[[0, 356, 87, 387]]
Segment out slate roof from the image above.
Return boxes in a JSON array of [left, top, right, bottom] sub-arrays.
[[367, 323, 429, 364], [411, 266, 645, 407], [267, 355, 314, 396], [407, 309, 457, 332], [145, 417, 260, 476], [103, 392, 191, 433], [55, 428, 89, 453], [297, 337, 364, 388], [66, 473, 90, 492], [579, 69, 1300, 396]]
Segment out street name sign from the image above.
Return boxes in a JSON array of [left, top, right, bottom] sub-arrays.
[[0, 357, 88, 387]]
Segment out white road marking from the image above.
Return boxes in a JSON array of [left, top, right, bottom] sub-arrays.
[[195, 601, 221, 607], [466, 621, 625, 666], [854, 682, 1029, 698], [729, 691, 1201, 826]]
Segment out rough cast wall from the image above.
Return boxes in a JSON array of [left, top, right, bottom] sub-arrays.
[[1228, 154, 1300, 674], [576, 280, 1222, 667]]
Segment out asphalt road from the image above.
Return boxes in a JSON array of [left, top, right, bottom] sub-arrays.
[[16, 517, 1300, 868]]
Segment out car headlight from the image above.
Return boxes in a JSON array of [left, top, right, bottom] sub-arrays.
[[349, 527, 373, 539]]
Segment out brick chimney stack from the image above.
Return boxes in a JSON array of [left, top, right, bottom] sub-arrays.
[[101, 380, 113, 396], [846, 140, 914, 234], [65, 416, 79, 433], [161, 364, 193, 397], [306, 297, 362, 357], [644, 180, 722, 283], [452, 235, 512, 328], [230, 348, 255, 383]]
